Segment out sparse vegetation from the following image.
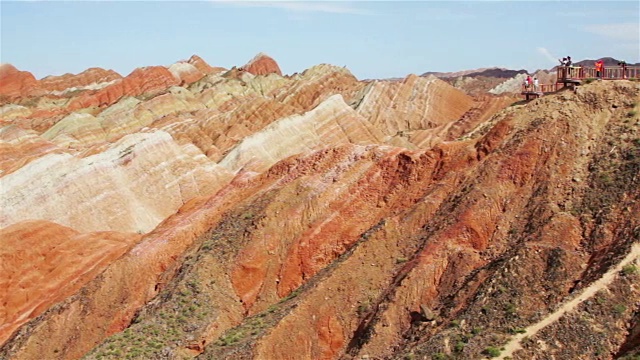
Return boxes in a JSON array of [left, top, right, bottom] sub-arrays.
[[622, 264, 638, 276], [627, 110, 638, 118], [357, 302, 369, 315], [619, 355, 640, 360], [216, 328, 244, 346], [282, 288, 301, 301], [613, 304, 627, 314], [484, 346, 501, 357], [504, 303, 517, 316]]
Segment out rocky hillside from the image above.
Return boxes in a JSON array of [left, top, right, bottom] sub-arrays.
[[0, 54, 638, 360]]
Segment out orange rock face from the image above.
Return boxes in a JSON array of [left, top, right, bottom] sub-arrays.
[[242, 52, 283, 76], [67, 66, 180, 110], [188, 54, 225, 75], [0, 64, 41, 99], [0, 220, 138, 345]]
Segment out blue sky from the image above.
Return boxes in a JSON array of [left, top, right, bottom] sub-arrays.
[[1, 1, 638, 80]]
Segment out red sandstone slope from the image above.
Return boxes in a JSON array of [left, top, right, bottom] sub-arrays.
[[0, 64, 41, 99], [67, 66, 181, 110], [39, 68, 122, 93], [1, 56, 219, 101], [0, 221, 139, 345], [242, 52, 283, 76]]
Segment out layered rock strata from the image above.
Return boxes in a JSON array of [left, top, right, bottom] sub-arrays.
[[0, 54, 540, 360]]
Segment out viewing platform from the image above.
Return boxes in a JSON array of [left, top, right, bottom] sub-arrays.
[[557, 65, 640, 83], [521, 65, 639, 100]]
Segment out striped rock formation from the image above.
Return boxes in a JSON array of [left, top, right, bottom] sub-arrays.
[[0, 54, 568, 360], [242, 52, 283, 76]]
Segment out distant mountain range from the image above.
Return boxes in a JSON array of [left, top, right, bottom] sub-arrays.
[[555, 57, 639, 69], [422, 67, 527, 79]]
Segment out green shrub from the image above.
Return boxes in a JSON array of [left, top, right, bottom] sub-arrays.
[[484, 346, 501, 357], [504, 303, 517, 316], [217, 330, 243, 346], [623, 264, 638, 276], [619, 354, 640, 360], [614, 304, 627, 314]]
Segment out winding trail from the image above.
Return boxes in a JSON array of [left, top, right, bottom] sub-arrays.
[[496, 242, 640, 359]]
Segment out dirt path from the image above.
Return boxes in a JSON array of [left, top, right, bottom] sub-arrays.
[[496, 242, 640, 359]]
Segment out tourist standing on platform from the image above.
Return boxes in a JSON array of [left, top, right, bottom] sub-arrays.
[[526, 75, 533, 90], [595, 60, 604, 80], [533, 77, 539, 91], [618, 60, 627, 79], [565, 56, 576, 78]]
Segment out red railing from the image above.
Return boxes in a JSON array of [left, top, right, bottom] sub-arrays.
[[557, 66, 640, 81]]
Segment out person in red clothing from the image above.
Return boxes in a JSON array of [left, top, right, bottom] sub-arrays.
[[595, 60, 604, 79]]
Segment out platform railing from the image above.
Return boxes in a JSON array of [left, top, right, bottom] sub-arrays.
[[521, 83, 561, 93], [557, 66, 640, 81]]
